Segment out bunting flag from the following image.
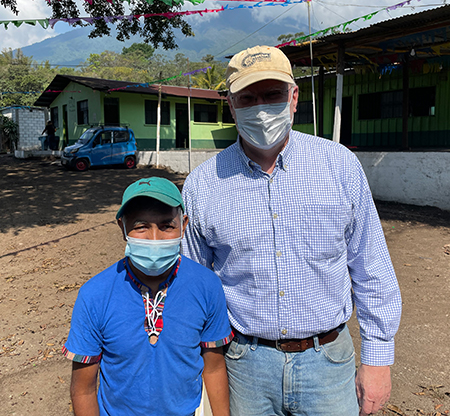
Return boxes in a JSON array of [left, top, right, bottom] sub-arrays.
[[0, 0, 308, 29], [274, 0, 423, 48], [1, 90, 82, 95], [1, 68, 211, 95], [107, 66, 211, 91]]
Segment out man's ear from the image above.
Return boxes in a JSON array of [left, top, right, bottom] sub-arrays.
[[181, 214, 189, 238], [117, 218, 127, 242]]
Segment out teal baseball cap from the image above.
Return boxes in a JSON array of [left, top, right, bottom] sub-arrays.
[[116, 177, 185, 219]]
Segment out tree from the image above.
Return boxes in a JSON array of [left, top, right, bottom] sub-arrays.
[[192, 65, 226, 90], [277, 32, 306, 44], [80, 50, 154, 82], [1, 0, 194, 50], [0, 49, 57, 107], [122, 43, 155, 60]]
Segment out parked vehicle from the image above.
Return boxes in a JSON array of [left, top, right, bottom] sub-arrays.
[[61, 126, 137, 171]]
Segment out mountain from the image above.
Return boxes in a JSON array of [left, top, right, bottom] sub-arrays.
[[17, 9, 309, 66]]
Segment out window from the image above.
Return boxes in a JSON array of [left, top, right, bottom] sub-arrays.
[[294, 101, 314, 124], [381, 91, 402, 119], [358, 87, 436, 120], [50, 107, 59, 128], [410, 87, 436, 116], [194, 104, 217, 123], [222, 105, 234, 124], [77, 100, 89, 125], [113, 130, 129, 143], [145, 100, 170, 125], [93, 131, 111, 146]]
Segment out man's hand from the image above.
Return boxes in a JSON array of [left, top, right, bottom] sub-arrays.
[[355, 364, 391, 416]]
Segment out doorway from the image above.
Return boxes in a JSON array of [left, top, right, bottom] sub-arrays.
[[104, 98, 120, 125], [175, 103, 188, 149]]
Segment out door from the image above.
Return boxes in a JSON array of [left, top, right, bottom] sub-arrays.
[[111, 130, 131, 164], [175, 103, 188, 149], [91, 131, 113, 165], [62, 105, 68, 147], [104, 98, 120, 125]]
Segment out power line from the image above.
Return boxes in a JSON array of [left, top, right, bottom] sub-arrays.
[[214, 2, 302, 59]]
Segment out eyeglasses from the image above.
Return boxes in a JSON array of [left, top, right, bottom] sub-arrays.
[[231, 87, 293, 108]]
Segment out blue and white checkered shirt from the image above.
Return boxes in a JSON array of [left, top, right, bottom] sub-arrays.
[[182, 130, 401, 366]]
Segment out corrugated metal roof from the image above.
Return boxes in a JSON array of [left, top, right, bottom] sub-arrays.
[[282, 5, 450, 67], [34, 75, 225, 107]]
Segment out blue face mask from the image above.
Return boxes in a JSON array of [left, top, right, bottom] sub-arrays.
[[123, 217, 182, 277], [125, 235, 182, 276]]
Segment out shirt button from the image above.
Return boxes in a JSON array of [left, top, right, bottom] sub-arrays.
[[273, 213, 278, 219], [279, 291, 285, 297], [284, 164, 288, 169], [281, 329, 287, 335], [269, 178, 273, 184], [276, 251, 282, 257]]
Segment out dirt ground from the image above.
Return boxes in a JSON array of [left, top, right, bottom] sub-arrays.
[[0, 154, 449, 416]]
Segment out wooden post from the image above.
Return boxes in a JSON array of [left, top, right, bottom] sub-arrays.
[[402, 54, 410, 150], [332, 44, 345, 143], [319, 66, 324, 137]]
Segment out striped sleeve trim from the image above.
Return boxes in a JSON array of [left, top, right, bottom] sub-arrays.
[[200, 330, 234, 349], [62, 345, 102, 364]]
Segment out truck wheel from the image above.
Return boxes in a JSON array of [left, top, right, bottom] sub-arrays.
[[75, 159, 89, 172], [124, 156, 136, 169]]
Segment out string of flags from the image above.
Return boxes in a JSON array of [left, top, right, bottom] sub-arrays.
[[1, 90, 82, 95], [0, 68, 211, 95], [0, 0, 308, 29], [107, 67, 211, 91], [274, 0, 423, 48]]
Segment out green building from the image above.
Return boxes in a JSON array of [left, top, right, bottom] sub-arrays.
[[283, 4, 450, 149], [34, 75, 237, 150]]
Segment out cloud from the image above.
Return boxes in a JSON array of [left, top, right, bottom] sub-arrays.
[[241, 0, 445, 35], [181, 0, 222, 25]]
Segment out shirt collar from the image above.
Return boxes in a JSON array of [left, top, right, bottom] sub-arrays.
[[236, 131, 294, 173], [124, 256, 181, 295]]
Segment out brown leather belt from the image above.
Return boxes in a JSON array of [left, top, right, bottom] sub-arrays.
[[238, 324, 344, 353]]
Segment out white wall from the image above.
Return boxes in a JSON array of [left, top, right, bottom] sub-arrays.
[[355, 152, 450, 212], [138, 150, 450, 212], [1, 107, 47, 150]]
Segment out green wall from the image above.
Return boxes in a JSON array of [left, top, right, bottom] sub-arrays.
[[50, 81, 237, 150], [295, 68, 450, 148]]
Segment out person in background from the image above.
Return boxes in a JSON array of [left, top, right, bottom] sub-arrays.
[[42, 120, 58, 150], [63, 177, 232, 416], [182, 45, 402, 416]]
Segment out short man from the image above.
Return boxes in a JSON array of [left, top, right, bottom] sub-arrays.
[[182, 45, 402, 416], [63, 177, 233, 416]]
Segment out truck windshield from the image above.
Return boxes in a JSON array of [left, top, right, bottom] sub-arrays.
[[77, 129, 97, 145]]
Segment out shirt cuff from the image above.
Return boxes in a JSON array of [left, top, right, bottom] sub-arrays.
[[200, 330, 234, 349], [62, 345, 102, 364], [360, 339, 395, 366]]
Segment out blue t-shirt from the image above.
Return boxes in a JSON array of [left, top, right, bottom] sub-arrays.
[[64, 255, 232, 416]]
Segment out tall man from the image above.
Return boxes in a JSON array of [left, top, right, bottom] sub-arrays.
[[182, 45, 402, 416], [63, 177, 232, 416]]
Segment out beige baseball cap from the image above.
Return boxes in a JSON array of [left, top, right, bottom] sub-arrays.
[[226, 45, 294, 93]]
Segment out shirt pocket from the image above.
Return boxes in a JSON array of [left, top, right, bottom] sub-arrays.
[[300, 204, 351, 261]]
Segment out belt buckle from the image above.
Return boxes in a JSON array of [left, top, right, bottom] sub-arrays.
[[275, 339, 285, 352]]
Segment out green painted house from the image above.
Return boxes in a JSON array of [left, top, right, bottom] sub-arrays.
[[283, 5, 450, 149], [34, 75, 237, 150]]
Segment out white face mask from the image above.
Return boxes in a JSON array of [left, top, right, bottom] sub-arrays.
[[233, 99, 293, 150]]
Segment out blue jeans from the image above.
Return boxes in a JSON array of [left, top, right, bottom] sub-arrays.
[[225, 325, 359, 416]]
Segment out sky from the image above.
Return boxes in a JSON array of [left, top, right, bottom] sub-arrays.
[[0, 0, 447, 57]]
